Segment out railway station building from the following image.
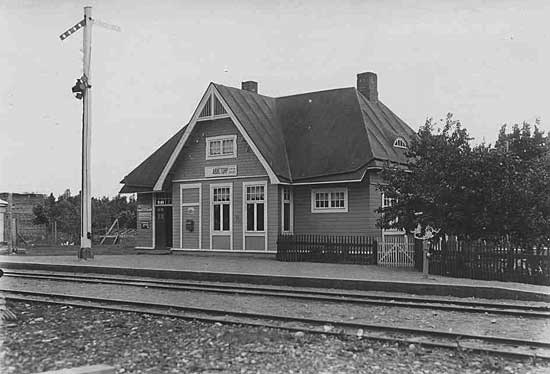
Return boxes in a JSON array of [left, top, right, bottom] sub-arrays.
[[120, 71, 415, 251]]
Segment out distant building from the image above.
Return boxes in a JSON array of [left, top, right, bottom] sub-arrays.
[[0, 193, 47, 244], [0, 198, 7, 243], [120, 71, 414, 251]]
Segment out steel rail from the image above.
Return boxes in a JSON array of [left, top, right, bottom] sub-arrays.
[[2, 289, 549, 361], [4, 270, 549, 318]]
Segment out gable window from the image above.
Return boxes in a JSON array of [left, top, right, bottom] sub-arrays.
[[199, 96, 212, 118], [393, 137, 408, 149], [212, 186, 231, 232], [311, 188, 348, 213], [245, 184, 265, 231], [206, 135, 237, 160], [198, 92, 228, 120], [281, 187, 293, 233]]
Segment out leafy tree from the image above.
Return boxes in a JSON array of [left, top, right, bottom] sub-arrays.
[[32, 193, 56, 226], [377, 115, 550, 248], [33, 192, 137, 243]]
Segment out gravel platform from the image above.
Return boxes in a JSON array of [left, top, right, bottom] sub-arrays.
[[2, 302, 549, 374]]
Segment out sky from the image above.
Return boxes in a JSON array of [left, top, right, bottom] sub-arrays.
[[1, 0, 550, 198]]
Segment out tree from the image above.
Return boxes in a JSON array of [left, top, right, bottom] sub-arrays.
[[33, 192, 137, 243], [377, 114, 550, 248], [32, 193, 56, 226]]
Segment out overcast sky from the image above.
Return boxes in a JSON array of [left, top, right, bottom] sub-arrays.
[[1, 0, 549, 197]]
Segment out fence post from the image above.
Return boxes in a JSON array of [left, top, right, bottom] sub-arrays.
[[422, 240, 430, 278], [372, 240, 378, 265]]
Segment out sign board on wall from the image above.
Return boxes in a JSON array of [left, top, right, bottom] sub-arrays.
[[205, 165, 237, 178], [137, 211, 152, 222]]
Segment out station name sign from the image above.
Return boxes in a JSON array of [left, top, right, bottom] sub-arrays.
[[205, 165, 237, 178]]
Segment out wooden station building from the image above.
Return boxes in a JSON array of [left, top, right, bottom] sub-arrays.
[[120, 72, 415, 252]]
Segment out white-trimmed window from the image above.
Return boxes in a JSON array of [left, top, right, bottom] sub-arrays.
[[155, 192, 172, 206], [381, 193, 401, 232], [206, 135, 237, 160], [212, 186, 231, 232], [245, 184, 265, 231], [281, 187, 293, 233], [311, 188, 348, 213], [393, 137, 408, 149]]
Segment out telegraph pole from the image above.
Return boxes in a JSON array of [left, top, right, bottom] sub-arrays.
[[60, 6, 119, 259], [80, 6, 93, 259]]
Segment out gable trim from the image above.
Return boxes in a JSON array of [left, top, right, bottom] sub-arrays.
[[153, 84, 280, 191], [212, 85, 280, 184]]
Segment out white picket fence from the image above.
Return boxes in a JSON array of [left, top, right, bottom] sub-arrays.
[[378, 235, 416, 267]]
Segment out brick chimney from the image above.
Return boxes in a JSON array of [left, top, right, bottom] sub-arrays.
[[357, 72, 378, 102], [241, 81, 258, 94]]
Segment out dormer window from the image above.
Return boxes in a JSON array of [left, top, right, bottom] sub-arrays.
[[393, 137, 408, 149], [198, 92, 228, 120]]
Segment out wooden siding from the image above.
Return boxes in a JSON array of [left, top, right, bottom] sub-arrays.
[[267, 183, 279, 251], [367, 172, 384, 239], [170, 117, 268, 181], [136, 193, 153, 248], [293, 176, 382, 239], [168, 116, 279, 251], [0, 193, 47, 242], [172, 178, 278, 250], [245, 236, 264, 251], [172, 187, 180, 248]]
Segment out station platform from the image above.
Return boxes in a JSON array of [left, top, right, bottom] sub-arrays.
[[1, 252, 549, 302]]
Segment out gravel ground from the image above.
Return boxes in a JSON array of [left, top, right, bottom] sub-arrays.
[[2, 278, 549, 342], [2, 301, 549, 374]]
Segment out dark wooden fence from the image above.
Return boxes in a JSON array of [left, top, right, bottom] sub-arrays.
[[429, 238, 550, 286], [276, 234, 377, 264]]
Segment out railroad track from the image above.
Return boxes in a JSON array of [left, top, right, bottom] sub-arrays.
[[2, 288, 550, 361], [3, 270, 550, 318]]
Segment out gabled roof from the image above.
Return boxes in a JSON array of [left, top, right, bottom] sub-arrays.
[[356, 92, 416, 165], [120, 125, 187, 193], [214, 84, 291, 181], [120, 81, 416, 193], [277, 87, 371, 181]]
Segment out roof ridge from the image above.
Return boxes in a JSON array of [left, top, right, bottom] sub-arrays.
[[213, 82, 356, 101], [275, 86, 355, 100], [212, 82, 275, 100]]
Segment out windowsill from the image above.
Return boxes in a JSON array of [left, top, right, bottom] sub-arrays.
[[206, 154, 236, 161], [244, 231, 266, 236], [311, 208, 348, 214], [197, 114, 230, 121], [212, 231, 231, 235]]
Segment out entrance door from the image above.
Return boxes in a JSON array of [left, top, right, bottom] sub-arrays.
[[155, 206, 172, 248], [181, 185, 201, 249]]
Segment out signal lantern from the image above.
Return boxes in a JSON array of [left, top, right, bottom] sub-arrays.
[[71, 78, 87, 100]]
